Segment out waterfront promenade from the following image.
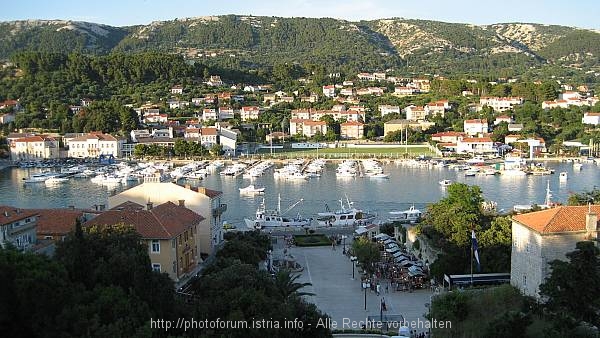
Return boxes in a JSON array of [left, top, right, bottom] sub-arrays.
[[274, 237, 433, 334]]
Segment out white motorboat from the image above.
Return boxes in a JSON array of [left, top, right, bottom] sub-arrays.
[[23, 172, 61, 183], [559, 171, 568, 182], [316, 196, 376, 227], [389, 205, 422, 223], [439, 179, 452, 186], [573, 163, 583, 171], [239, 184, 265, 194], [44, 177, 69, 185], [368, 173, 389, 179], [244, 196, 311, 229]]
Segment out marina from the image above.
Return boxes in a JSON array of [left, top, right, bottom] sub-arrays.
[[1, 159, 600, 228]]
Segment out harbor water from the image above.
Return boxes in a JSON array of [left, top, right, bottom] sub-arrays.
[[0, 161, 599, 227]]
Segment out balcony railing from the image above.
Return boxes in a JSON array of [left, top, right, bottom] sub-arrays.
[[212, 203, 227, 216]]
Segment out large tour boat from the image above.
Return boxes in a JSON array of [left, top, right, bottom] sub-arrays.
[[245, 195, 311, 229], [316, 196, 376, 227]]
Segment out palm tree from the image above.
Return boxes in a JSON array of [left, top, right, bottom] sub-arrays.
[[273, 269, 314, 303]]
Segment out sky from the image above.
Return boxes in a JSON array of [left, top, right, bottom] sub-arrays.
[[2, 0, 599, 30]]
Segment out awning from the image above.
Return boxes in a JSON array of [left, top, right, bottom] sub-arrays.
[[355, 226, 368, 235], [385, 247, 399, 253], [374, 233, 390, 240], [383, 238, 394, 244], [392, 251, 404, 258]]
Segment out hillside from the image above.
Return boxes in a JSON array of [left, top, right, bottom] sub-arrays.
[[0, 16, 599, 76]]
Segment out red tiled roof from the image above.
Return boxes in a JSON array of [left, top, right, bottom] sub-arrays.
[[462, 137, 493, 143], [0, 206, 39, 226], [513, 205, 600, 234], [432, 131, 464, 137], [465, 119, 488, 124], [201, 128, 217, 136], [27, 209, 85, 236], [85, 201, 204, 239], [341, 121, 364, 126]]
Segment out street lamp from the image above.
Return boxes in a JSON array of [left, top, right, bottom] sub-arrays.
[[362, 280, 370, 311], [342, 235, 347, 254], [351, 256, 357, 280]]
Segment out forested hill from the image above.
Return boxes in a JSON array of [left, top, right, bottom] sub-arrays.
[[1, 16, 600, 76]]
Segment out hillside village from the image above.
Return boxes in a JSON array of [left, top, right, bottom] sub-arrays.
[[2, 69, 600, 161]]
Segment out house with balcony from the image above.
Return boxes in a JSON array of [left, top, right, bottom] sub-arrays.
[[478, 97, 523, 112], [340, 121, 364, 139], [464, 119, 489, 136], [108, 183, 225, 257], [85, 201, 204, 281], [171, 85, 183, 94], [240, 106, 260, 121], [0, 206, 39, 251], [405, 105, 428, 121], [456, 137, 495, 154], [289, 119, 328, 138], [66, 132, 121, 158], [511, 205, 599, 298], [322, 85, 336, 98]]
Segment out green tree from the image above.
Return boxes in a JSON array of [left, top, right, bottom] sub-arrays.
[[273, 269, 314, 303], [423, 183, 484, 246], [351, 236, 380, 275], [539, 241, 600, 327]]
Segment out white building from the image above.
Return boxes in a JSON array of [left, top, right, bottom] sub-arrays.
[[67, 133, 121, 158], [582, 112, 600, 125], [240, 106, 260, 121], [456, 137, 495, 154], [289, 119, 328, 138], [130, 130, 151, 142], [405, 105, 428, 121], [322, 85, 336, 98], [171, 85, 183, 94], [479, 97, 523, 112], [377, 105, 400, 118], [511, 206, 599, 298], [463, 119, 489, 136], [11, 136, 60, 161]]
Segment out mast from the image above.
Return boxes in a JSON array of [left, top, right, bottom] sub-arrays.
[[544, 180, 552, 206], [278, 194, 281, 213]]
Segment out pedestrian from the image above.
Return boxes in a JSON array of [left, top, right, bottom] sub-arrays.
[[385, 284, 389, 293], [331, 241, 336, 250], [376, 283, 381, 296]]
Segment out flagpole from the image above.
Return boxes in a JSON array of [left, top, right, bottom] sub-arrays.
[[470, 232, 474, 286]]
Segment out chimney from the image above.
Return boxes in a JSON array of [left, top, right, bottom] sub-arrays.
[[178, 199, 185, 207], [99, 204, 105, 211], [197, 187, 206, 195], [147, 202, 153, 210], [586, 209, 597, 233]]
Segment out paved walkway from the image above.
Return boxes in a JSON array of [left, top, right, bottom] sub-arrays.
[[275, 237, 432, 333]]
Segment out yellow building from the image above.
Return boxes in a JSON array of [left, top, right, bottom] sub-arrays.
[[108, 181, 225, 257], [85, 201, 204, 281], [383, 119, 435, 137]]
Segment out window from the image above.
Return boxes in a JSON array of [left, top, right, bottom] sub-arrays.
[[152, 263, 161, 272], [151, 240, 160, 253], [523, 275, 527, 286], [172, 239, 176, 248], [172, 261, 176, 273], [526, 242, 530, 253], [513, 238, 517, 248]]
